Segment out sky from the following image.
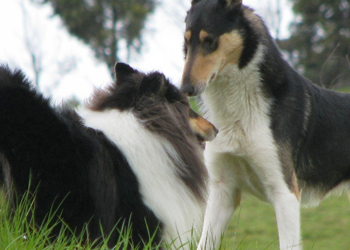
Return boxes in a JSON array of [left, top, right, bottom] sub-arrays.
[[0, 0, 293, 102]]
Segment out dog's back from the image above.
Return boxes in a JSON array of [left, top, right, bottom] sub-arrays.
[[0, 64, 215, 249], [0, 66, 151, 246]]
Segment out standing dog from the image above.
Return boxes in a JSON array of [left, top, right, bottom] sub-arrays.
[[181, 0, 350, 249], [0, 63, 217, 249]]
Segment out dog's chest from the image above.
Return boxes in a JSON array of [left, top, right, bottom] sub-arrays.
[[201, 73, 272, 155]]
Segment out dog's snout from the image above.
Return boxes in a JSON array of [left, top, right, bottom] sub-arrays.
[[181, 84, 195, 96]]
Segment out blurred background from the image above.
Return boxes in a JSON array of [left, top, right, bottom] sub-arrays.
[[1, 0, 349, 104]]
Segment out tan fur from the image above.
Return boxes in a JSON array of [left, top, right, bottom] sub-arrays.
[[242, 8, 269, 39], [218, 31, 244, 70], [183, 30, 244, 89], [279, 143, 301, 201], [185, 30, 192, 42], [189, 114, 218, 141], [291, 171, 301, 201], [199, 30, 209, 42]]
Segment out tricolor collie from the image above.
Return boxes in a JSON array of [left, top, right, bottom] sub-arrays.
[[0, 63, 217, 249], [180, 0, 350, 249]]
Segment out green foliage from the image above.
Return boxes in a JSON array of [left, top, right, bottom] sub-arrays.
[[189, 97, 200, 114], [279, 0, 350, 88], [37, 0, 157, 76]]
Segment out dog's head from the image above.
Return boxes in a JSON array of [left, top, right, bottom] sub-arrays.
[[89, 62, 218, 144], [181, 0, 259, 96]]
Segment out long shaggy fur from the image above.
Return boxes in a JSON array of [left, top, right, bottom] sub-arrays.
[[0, 63, 209, 249]]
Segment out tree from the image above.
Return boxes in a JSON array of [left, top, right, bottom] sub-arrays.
[[278, 0, 350, 88], [38, 0, 156, 77], [10, 0, 78, 93]]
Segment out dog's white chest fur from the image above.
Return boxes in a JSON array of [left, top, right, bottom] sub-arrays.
[[200, 46, 287, 201], [197, 44, 301, 250], [78, 108, 205, 247]]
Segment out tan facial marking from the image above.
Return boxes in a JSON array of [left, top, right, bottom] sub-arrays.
[[189, 53, 219, 84], [188, 30, 244, 84], [199, 30, 209, 42], [185, 30, 192, 42]]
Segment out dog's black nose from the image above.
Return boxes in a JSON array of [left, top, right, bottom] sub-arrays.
[[180, 84, 195, 96]]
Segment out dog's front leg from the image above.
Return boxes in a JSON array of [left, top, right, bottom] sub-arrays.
[[197, 152, 241, 250], [273, 192, 301, 250], [246, 146, 302, 250]]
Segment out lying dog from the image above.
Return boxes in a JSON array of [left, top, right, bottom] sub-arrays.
[[0, 63, 217, 249], [181, 0, 350, 249]]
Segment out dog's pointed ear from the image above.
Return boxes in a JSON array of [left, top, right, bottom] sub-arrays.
[[114, 62, 136, 81], [218, 0, 242, 8], [140, 72, 167, 97]]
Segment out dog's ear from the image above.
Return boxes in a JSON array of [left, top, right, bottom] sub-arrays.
[[139, 72, 167, 97], [218, 0, 242, 8], [114, 62, 137, 82]]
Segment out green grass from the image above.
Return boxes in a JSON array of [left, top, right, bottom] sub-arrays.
[[222, 193, 350, 250], [1, 187, 349, 249], [0, 188, 162, 250]]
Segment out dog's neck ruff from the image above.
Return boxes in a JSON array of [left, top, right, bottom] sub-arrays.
[[200, 44, 274, 156], [78, 107, 205, 246], [202, 44, 269, 125]]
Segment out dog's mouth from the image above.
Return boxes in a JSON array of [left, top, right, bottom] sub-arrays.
[[196, 126, 219, 149], [209, 73, 217, 84], [196, 135, 207, 149]]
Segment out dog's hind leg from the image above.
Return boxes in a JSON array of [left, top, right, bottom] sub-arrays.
[[197, 152, 241, 250]]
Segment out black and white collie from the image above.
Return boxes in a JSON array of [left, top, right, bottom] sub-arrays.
[[0, 63, 217, 249]]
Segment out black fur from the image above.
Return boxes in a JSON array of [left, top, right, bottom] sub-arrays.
[[181, 1, 350, 248], [0, 64, 206, 248], [185, 0, 350, 200], [184, 0, 258, 69], [89, 63, 208, 201], [240, 12, 350, 192]]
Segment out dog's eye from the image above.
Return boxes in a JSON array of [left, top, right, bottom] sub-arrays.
[[203, 37, 214, 47], [202, 36, 218, 53]]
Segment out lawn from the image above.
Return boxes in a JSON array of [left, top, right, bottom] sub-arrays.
[[1, 186, 349, 250], [223, 193, 350, 250]]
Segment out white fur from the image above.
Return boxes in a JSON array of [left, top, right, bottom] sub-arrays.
[[197, 45, 301, 250], [78, 108, 205, 249]]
